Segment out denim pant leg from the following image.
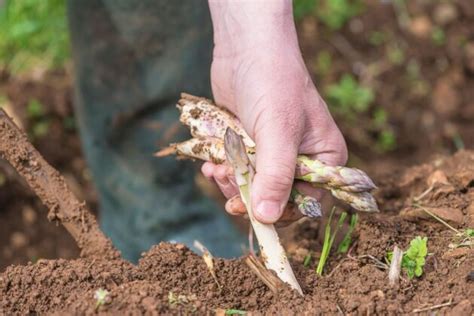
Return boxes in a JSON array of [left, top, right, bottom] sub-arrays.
[[67, 0, 244, 261]]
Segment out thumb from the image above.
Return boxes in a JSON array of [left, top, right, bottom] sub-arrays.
[[251, 116, 301, 224]]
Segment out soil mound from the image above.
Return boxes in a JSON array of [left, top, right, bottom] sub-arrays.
[[1, 151, 473, 314]]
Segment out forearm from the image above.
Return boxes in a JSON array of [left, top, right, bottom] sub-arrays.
[[208, 0, 299, 56]]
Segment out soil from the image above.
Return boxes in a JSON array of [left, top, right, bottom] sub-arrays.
[[298, 0, 474, 169], [1, 0, 474, 314], [1, 148, 474, 314], [0, 70, 89, 271]]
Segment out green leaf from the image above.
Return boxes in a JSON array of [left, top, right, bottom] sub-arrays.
[[337, 213, 358, 253], [326, 74, 374, 117], [316, 0, 364, 30], [26, 99, 45, 118], [293, 0, 317, 20], [399, 236, 428, 279], [303, 252, 312, 267], [226, 309, 246, 315]]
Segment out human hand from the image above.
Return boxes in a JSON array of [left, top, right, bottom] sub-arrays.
[[203, 0, 347, 224]]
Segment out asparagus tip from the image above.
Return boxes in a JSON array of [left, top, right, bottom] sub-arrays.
[[224, 128, 249, 170]]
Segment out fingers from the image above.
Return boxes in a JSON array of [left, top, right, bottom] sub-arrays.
[[201, 162, 239, 199], [251, 116, 302, 224], [225, 195, 303, 225], [225, 195, 246, 215]]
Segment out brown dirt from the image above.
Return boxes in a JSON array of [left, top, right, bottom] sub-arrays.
[[0, 71, 89, 271], [298, 0, 474, 169], [1, 150, 473, 314], [0, 106, 119, 260], [1, 0, 474, 314]]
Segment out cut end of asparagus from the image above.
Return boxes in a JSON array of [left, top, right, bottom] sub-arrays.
[[155, 138, 226, 164], [155, 145, 178, 157]]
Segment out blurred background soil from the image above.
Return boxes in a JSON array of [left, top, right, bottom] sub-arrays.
[[1, 0, 473, 271]]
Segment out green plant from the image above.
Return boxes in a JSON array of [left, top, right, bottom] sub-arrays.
[[313, 50, 332, 77], [369, 31, 386, 46], [431, 27, 445, 46], [31, 120, 50, 138], [316, 0, 364, 30], [377, 130, 396, 152], [303, 251, 312, 267], [26, 99, 45, 118], [168, 292, 197, 312], [0, 94, 7, 106], [388, 237, 428, 279], [26, 99, 50, 139], [326, 74, 374, 116], [372, 108, 397, 152], [94, 288, 109, 310], [225, 309, 247, 315], [387, 45, 405, 65], [337, 213, 358, 253], [316, 208, 347, 275], [293, 0, 317, 20], [0, 0, 69, 73]]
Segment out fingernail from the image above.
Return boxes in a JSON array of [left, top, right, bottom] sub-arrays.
[[255, 200, 283, 223], [225, 196, 246, 215]]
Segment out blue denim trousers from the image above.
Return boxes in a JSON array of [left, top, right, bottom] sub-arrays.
[[67, 0, 244, 261]]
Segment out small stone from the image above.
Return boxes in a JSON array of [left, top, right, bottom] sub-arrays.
[[433, 3, 458, 26], [450, 299, 472, 315], [175, 243, 186, 250], [410, 16, 432, 38], [142, 297, 157, 310], [427, 170, 450, 187], [467, 271, 474, 282], [370, 290, 385, 299], [22, 206, 37, 224], [432, 80, 460, 118], [442, 247, 471, 260], [10, 232, 28, 249], [292, 248, 309, 262], [399, 207, 463, 227]]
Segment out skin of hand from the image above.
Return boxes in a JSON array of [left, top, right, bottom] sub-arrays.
[[202, 0, 348, 224]]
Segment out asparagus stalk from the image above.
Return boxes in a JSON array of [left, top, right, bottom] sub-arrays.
[[329, 189, 379, 213], [178, 93, 255, 147], [296, 156, 376, 192], [224, 128, 303, 295], [156, 138, 375, 194], [156, 138, 322, 216], [178, 94, 376, 193], [156, 137, 379, 212]]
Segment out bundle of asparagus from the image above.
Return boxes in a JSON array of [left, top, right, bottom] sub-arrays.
[[156, 93, 379, 214], [156, 93, 379, 295]]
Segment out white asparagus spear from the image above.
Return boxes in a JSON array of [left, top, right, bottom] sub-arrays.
[[177, 94, 376, 193], [156, 137, 379, 213], [224, 128, 303, 295]]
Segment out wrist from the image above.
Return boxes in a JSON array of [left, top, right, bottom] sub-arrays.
[[208, 0, 298, 56]]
